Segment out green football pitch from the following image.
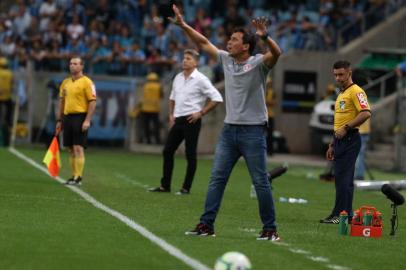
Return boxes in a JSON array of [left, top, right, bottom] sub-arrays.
[[1, 146, 405, 270]]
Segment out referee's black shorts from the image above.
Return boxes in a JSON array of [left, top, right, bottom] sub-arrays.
[[63, 113, 88, 148]]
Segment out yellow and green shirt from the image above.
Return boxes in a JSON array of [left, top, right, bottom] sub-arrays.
[[59, 75, 96, 115], [141, 81, 161, 113], [266, 88, 275, 118], [334, 84, 370, 131], [0, 68, 13, 101]]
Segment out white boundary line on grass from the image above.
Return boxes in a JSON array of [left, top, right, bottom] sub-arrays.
[[9, 147, 211, 270], [114, 172, 150, 188], [241, 229, 352, 270]]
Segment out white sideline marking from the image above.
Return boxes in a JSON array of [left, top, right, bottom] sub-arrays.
[[114, 173, 150, 188], [307, 256, 329, 263], [239, 227, 257, 233], [239, 223, 350, 269], [327, 265, 351, 270], [289, 248, 311, 255], [271, 241, 291, 247], [8, 147, 211, 270]]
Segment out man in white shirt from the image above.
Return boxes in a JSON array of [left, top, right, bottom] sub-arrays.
[[39, 0, 57, 32], [149, 49, 223, 195]]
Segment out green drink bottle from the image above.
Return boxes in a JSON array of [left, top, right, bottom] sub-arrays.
[[338, 210, 348, 235], [363, 210, 373, 226]]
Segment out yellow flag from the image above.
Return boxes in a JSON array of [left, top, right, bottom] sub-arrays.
[[43, 137, 61, 177]]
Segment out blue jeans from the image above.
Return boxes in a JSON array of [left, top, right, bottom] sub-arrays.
[[354, 134, 369, 180], [200, 124, 277, 231]]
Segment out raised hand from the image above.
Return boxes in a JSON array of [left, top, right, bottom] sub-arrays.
[[252, 17, 269, 37], [168, 4, 185, 27]]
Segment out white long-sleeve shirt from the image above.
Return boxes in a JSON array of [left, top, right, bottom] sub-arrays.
[[170, 69, 223, 117]]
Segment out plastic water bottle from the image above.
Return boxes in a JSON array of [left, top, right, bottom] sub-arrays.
[[372, 211, 383, 227], [352, 210, 361, 225], [306, 172, 316, 179], [297, 198, 308, 204], [250, 185, 257, 198], [363, 210, 373, 226], [279, 197, 308, 204], [288, 198, 298, 203], [338, 211, 348, 235]]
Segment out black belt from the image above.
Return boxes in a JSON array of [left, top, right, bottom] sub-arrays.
[[175, 115, 190, 120], [347, 128, 359, 134]]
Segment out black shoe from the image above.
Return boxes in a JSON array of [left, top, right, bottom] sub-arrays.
[[65, 177, 82, 186], [319, 215, 340, 224], [73, 177, 82, 186], [257, 230, 281, 241], [65, 177, 76, 185], [175, 188, 190, 195], [319, 173, 335, 182], [185, 223, 215, 237], [148, 187, 170, 192]]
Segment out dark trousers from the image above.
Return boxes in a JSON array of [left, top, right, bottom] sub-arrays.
[[63, 113, 88, 147], [160, 116, 201, 191], [331, 130, 361, 217], [267, 117, 274, 155], [0, 100, 13, 146], [142, 112, 161, 144]]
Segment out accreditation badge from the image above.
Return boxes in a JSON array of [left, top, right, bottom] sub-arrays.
[[339, 101, 345, 110], [356, 92, 368, 109], [91, 83, 97, 97]]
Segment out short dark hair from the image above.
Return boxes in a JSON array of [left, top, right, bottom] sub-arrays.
[[184, 49, 200, 62], [70, 56, 84, 66], [333, 60, 351, 69], [233, 28, 256, 55]]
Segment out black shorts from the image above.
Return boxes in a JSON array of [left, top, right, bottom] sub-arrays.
[[63, 113, 88, 148]]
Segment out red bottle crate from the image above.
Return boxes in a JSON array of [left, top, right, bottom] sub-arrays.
[[350, 206, 383, 238], [350, 225, 382, 238]]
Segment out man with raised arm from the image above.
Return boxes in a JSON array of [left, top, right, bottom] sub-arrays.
[[169, 5, 282, 241]]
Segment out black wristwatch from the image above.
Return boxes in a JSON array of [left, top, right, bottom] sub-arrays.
[[260, 33, 269, 41], [344, 124, 351, 131]]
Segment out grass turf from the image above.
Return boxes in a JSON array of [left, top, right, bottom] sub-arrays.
[[1, 146, 406, 270]]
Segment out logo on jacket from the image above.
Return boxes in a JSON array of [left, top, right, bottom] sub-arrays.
[[243, 64, 252, 72], [91, 83, 97, 97], [356, 92, 368, 109], [339, 101, 345, 110]]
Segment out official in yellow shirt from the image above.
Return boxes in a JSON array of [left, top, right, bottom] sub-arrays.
[[140, 72, 162, 144], [0, 57, 13, 146], [320, 60, 371, 224], [56, 56, 97, 186]]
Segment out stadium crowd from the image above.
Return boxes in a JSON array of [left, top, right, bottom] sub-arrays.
[[0, 0, 405, 77]]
